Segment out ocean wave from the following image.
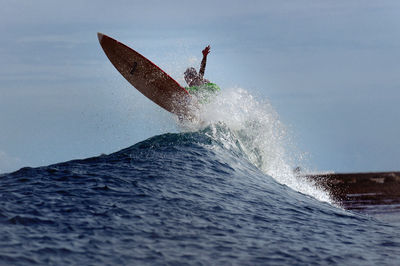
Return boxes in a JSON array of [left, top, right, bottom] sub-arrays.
[[1, 128, 399, 264], [1, 88, 400, 264]]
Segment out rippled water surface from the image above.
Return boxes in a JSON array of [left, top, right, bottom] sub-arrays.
[[2, 89, 400, 265], [1, 129, 400, 265]]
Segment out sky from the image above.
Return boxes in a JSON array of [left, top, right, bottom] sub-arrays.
[[1, 0, 399, 173]]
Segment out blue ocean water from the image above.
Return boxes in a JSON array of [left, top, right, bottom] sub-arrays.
[[1, 89, 400, 265], [1, 127, 400, 265]]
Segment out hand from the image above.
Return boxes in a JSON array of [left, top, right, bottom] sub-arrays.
[[202, 45, 210, 56]]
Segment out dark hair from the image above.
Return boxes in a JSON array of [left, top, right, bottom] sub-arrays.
[[184, 67, 197, 79]]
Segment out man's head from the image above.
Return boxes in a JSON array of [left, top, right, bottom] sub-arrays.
[[184, 67, 198, 85]]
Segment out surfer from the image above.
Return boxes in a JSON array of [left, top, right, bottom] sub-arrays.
[[184, 45, 220, 99]]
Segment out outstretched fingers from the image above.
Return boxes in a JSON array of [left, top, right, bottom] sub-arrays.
[[202, 45, 211, 56]]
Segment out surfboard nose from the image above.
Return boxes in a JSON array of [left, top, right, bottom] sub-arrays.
[[97, 32, 104, 43]]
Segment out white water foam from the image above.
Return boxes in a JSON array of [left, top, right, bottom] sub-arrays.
[[178, 87, 332, 203]]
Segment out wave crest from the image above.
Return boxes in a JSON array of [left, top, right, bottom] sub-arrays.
[[178, 87, 332, 203]]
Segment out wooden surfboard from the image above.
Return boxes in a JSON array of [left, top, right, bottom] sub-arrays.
[[97, 33, 193, 116]]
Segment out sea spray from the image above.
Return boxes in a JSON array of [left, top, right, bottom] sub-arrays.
[[178, 87, 332, 203]]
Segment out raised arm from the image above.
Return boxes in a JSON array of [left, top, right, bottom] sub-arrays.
[[199, 45, 210, 79]]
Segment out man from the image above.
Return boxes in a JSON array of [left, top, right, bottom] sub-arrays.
[[184, 45, 220, 101]]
